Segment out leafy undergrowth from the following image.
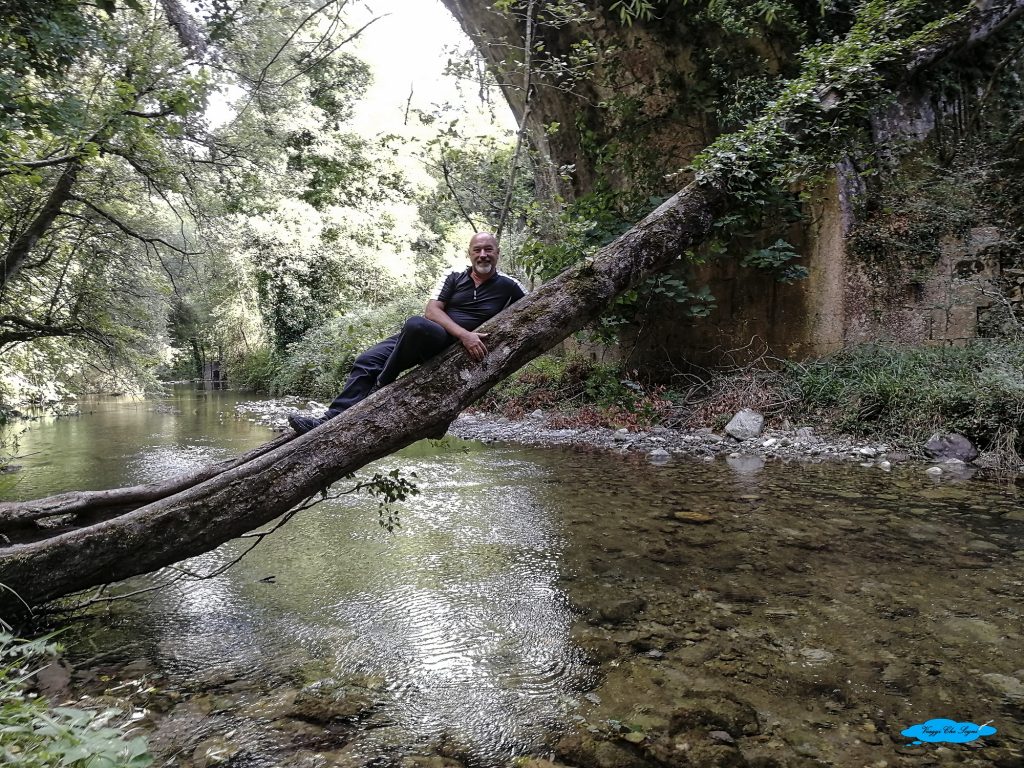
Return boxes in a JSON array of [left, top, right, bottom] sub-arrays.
[[784, 341, 1024, 462], [477, 354, 673, 430], [0, 632, 152, 767], [485, 342, 1024, 466]]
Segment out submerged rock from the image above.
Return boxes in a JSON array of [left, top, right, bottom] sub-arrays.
[[555, 732, 657, 768], [981, 673, 1024, 699], [597, 596, 647, 625], [192, 736, 242, 768], [288, 679, 374, 723], [673, 510, 715, 525], [669, 691, 760, 738]]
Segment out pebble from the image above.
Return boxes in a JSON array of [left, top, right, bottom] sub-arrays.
[[673, 511, 715, 524], [926, 466, 943, 475]]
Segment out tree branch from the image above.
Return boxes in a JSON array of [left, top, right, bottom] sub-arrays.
[[68, 196, 197, 256], [439, 153, 479, 230], [159, 0, 209, 59], [2, 159, 82, 289]]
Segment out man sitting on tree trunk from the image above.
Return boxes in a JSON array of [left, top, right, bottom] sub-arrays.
[[288, 232, 526, 435]]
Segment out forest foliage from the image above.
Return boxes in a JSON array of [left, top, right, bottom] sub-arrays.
[[0, 0, 519, 408]]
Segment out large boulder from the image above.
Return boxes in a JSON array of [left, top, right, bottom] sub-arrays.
[[924, 433, 979, 463], [724, 410, 764, 440]]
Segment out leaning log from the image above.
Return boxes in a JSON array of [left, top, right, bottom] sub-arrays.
[[0, 435, 291, 530], [0, 0, 1021, 611]]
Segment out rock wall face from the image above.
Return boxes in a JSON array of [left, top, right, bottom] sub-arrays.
[[438, 1, 1019, 370]]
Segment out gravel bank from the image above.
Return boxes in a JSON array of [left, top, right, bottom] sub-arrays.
[[237, 399, 933, 471]]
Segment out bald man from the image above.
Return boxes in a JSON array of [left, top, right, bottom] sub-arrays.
[[288, 233, 526, 435]]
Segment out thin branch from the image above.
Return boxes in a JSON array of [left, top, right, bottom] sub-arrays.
[[440, 153, 479, 230], [68, 196, 198, 256], [123, 107, 176, 119], [0, 155, 79, 174], [273, 14, 389, 89]]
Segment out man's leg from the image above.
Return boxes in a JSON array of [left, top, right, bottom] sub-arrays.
[[377, 316, 452, 387], [324, 334, 399, 417]]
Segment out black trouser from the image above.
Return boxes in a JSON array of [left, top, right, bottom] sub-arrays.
[[325, 316, 452, 417]]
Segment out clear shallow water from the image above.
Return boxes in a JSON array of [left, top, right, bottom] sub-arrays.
[[5, 388, 1024, 766], [1, 387, 595, 765]]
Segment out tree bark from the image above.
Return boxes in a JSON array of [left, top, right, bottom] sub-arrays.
[[0, 0, 1020, 611], [159, 0, 209, 60], [2, 159, 80, 290], [0, 435, 291, 532]]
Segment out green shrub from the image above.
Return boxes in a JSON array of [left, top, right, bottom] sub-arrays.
[[271, 297, 424, 401], [0, 632, 152, 767], [228, 345, 281, 393], [480, 353, 670, 429], [786, 341, 1024, 451]]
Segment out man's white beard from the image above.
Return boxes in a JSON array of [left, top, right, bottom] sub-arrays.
[[475, 263, 493, 274]]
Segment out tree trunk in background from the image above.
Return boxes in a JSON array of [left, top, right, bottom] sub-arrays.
[[0, 0, 1021, 611]]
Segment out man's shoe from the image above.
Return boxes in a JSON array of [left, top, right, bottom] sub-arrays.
[[288, 414, 328, 435]]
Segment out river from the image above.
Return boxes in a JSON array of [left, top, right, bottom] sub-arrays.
[[2, 386, 1023, 767]]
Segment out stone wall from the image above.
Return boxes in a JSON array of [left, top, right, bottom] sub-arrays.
[[438, 2, 1016, 371]]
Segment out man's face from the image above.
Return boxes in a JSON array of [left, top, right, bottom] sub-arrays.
[[468, 234, 500, 278]]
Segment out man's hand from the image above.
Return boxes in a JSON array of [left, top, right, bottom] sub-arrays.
[[460, 331, 489, 362]]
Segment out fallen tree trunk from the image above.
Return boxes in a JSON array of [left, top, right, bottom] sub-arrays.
[[0, 434, 291, 533], [0, 0, 1020, 611]]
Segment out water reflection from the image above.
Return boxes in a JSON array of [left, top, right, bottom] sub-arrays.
[[3, 391, 591, 765], [9, 389, 1024, 766]]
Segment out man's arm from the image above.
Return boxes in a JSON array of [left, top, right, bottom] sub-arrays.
[[425, 299, 489, 362]]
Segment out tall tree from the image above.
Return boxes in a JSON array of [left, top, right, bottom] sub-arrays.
[[0, 0, 406, 390]]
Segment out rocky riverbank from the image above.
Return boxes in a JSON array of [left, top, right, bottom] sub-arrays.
[[236, 399, 985, 478]]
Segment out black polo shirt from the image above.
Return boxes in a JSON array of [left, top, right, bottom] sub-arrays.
[[434, 268, 526, 331]]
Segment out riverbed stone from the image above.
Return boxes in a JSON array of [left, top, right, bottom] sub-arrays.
[[288, 679, 374, 723], [925, 432, 979, 462], [400, 757, 465, 768], [673, 510, 715, 524], [942, 617, 1004, 644], [644, 733, 748, 767], [725, 410, 764, 440], [555, 733, 656, 768], [571, 626, 621, 661], [982, 673, 1024, 699], [597, 596, 648, 624], [669, 691, 760, 738], [192, 736, 241, 768], [648, 448, 671, 464]]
